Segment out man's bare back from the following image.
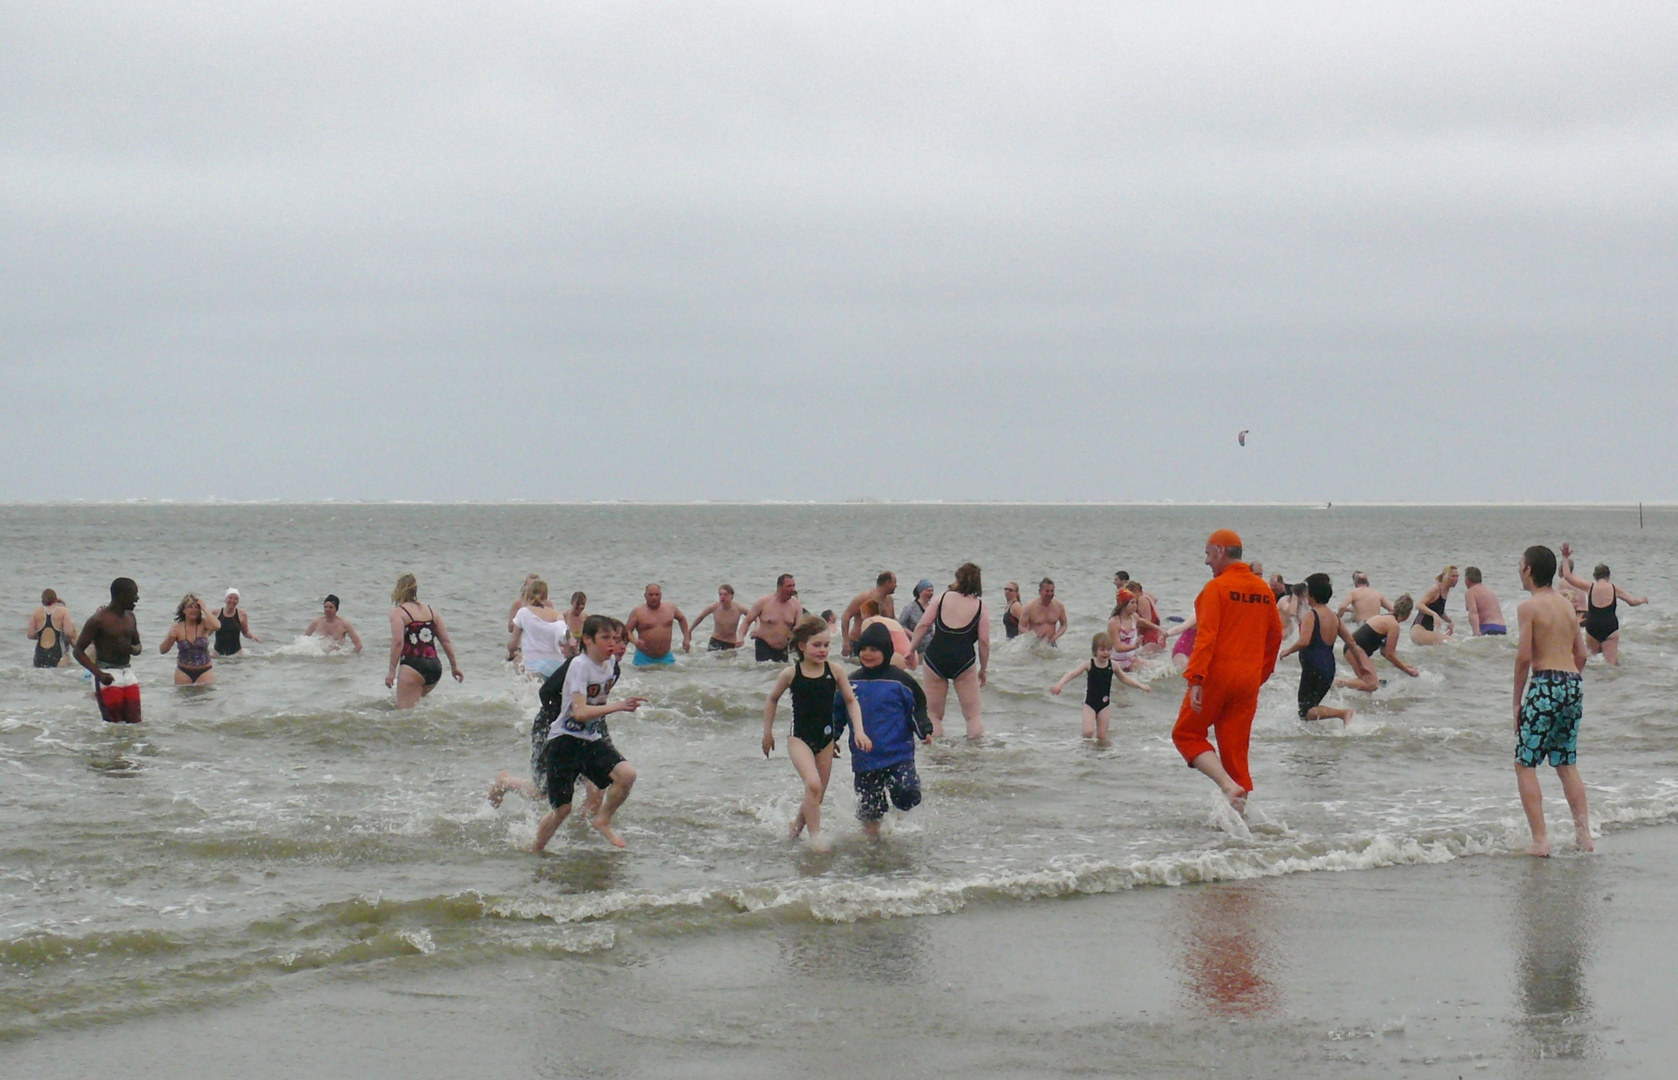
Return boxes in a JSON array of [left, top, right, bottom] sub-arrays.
[[1337, 586, 1390, 623]]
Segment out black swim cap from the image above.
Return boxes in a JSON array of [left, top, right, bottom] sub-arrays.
[[324, 594, 341, 609], [856, 622, 895, 663]]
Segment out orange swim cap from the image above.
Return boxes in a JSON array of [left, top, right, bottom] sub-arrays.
[[1207, 528, 1242, 548]]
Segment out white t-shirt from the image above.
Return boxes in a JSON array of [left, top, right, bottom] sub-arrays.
[[514, 607, 570, 667], [547, 653, 620, 743]]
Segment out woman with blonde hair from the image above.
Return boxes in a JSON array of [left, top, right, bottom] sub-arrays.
[[159, 593, 222, 685], [510, 579, 569, 678], [1410, 566, 1458, 646], [387, 573, 462, 708]]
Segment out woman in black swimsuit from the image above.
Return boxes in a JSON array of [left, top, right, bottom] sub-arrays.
[[1409, 566, 1458, 646], [1337, 595, 1421, 692], [386, 573, 463, 708], [1560, 556, 1648, 666], [905, 563, 990, 738], [761, 614, 864, 847], [1001, 583, 1024, 640]]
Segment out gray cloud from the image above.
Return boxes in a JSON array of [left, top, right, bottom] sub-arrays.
[[4, 3, 1675, 502]]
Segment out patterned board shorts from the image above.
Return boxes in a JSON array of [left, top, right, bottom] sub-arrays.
[[1517, 670, 1583, 768]]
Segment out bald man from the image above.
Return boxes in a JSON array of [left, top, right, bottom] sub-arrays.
[[1172, 529, 1283, 812]]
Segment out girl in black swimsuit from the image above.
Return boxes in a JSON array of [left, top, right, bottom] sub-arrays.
[[1050, 632, 1150, 741], [761, 615, 864, 847], [905, 563, 990, 739]]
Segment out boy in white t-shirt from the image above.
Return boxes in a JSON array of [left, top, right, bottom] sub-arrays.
[[532, 615, 646, 852]]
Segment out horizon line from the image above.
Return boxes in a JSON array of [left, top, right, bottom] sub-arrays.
[[2, 499, 1672, 509]]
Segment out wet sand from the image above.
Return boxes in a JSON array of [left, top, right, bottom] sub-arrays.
[[8, 821, 1675, 1079]]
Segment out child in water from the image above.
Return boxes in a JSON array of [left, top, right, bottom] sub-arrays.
[[847, 622, 933, 839], [1050, 632, 1150, 740], [762, 614, 865, 849]]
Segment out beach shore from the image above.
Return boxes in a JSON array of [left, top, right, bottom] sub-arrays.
[[9, 820, 1675, 1079]]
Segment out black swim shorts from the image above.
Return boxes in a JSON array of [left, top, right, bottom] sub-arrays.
[[541, 735, 626, 808], [854, 762, 921, 821]]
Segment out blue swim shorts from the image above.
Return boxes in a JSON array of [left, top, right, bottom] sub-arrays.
[[1517, 670, 1582, 768], [632, 649, 676, 667]]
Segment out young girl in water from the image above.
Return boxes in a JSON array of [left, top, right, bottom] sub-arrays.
[[1050, 632, 1150, 741], [761, 614, 866, 849], [1108, 587, 1163, 671]]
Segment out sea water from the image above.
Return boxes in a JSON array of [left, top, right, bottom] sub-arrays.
[[1, 503, 1673, 1045]]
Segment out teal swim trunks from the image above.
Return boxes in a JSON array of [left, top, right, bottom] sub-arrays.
[[632, 649, 676, 667], [1517, 670, 1582, 768]]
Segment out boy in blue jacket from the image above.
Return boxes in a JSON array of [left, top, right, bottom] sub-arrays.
[[847, 623, 933, 838]]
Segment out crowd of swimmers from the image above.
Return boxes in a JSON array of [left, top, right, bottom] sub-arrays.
[[28, 534, 1648, 857]]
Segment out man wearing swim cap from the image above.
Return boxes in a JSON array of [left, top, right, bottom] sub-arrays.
[[1172, 529, 1283, 812]]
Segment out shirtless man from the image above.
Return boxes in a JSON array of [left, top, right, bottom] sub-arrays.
[[1020, 578, 1068, 645], [305, 594, 363, 652], [1335, 572, 1393, 624], [1462, 567, 1507, 636], [690, 584, 749, 650], [841, 572, 897, 655], [1512, 545, 1591, 857], [624, 584, 690, 667], [72, 577, 144, 723], [740, 574, 804, 662]]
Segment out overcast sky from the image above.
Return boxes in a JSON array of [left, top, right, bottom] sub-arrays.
[[4, 3, 1674, 503]]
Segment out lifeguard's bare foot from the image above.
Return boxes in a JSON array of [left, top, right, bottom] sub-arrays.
[[592, 816, 628, 848]]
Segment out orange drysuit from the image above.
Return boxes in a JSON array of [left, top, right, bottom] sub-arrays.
[[1173, 562, 1283, 793]]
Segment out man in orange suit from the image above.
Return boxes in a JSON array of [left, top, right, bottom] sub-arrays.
[[1173, 529, 1283, 812]]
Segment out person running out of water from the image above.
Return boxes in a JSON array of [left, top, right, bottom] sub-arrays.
[[305, 595, 363, 652], [1409, 566, 1458, 645], [159, 593, 222, 685], [762, 614, 865, 849], [1278, 573, 1358, 725], [214, 588, 260, 656], [1051, 631, 1150, 741], [511, 580, 570, 678], [1020, 578, 1068, 645], [1558, 550, 1648, 666], [741, 575, 804, 662], [73, 578, 143, 724], [625, 584, 691, 667], [1335, 595, 1419, 692], [26, 589, 76, 668], [1108, 587, 1163, 672], [1165, 615, 1197, 672], [1462, 567, 1508, 636], [1513, 545, 1592, 857], [1000, 582, 1024, 640], [691, 584, 750, 650], [1171, 530, 1283, 812], [905, 562, 990, 738], [841, 572, 898, 656], [1335, 572, 1394, 624], [562, 592, 587, 642], [899, 580, 936, 651], [859, 600, 917, 671], [1131, 582, 1167, 648], [531, 615, 646, 851], [386, 573, 462, 708], [847, 622, 932, 840]]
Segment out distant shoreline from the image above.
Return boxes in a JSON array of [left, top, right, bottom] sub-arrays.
[[1, 500, 1672, 510]]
